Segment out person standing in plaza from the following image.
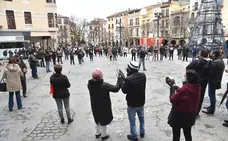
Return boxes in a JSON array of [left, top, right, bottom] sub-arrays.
[[69, 50, 75, 65], [57, 48, 63, 64], [28, 51, 38, 79], [131, 47, 137, 61], [152, 46, 159, 61], [50, 65, 74, 124], [15, 55, 28, 98], [168, 69, 201, 141], [169, 45, 174, 60], [138, 47, 146, 71], [160, 44, 165, 60], [177, 45, 182, 60], [121, 61, 146, 141], [87, 68, 120, 140], [89, 47, 94, 61], [44, 50, 51, 73], [182, 46, 189, 62], [3, 57, 24, 111], [203, 50, 225, 115], [186, 49, 210, 117]]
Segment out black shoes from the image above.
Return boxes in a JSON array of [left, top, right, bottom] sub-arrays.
[[68, 118, 74, 124], [203, 106, 211, 110], [95, 133, 101, 139], [101, 135, 110, 140], [127, 135, 139, 141], [61, 118, 65, 124], [202, 109, 214, 115], [9, 109, 13, 112], [23, 94, 27, 98], [140, 133, 145, 138], [222, 120, 228, 127]]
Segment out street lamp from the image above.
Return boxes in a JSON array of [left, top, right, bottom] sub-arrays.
[[116, 19, 124, 46], [154, 12, 163, 47]]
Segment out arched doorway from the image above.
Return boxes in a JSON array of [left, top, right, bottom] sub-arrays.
[[179, 40, 186, 46], [170, 40, 177, 46]]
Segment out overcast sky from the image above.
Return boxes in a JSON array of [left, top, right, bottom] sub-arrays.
[[57, 0, 168, 20]]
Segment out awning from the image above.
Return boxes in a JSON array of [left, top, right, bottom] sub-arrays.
[[31, 31, 52, 37]]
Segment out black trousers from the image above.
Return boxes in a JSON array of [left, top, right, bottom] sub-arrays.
[[197, 80, 208, 115], [21, 75, 27, 95], [124, 52, 127, 57], [183, 55, 188, 61], [169, 53, 174, 60], [40, 58, 45, 67], [70, 58, 75, 65], [172, 126, 192, 141]]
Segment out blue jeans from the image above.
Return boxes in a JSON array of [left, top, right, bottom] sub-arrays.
[[9, 91, 22, 110], [226, 98, 228, 110], [45, 61, 50, 72], [139, 58, 146, 70], [31, 65, 37, 78], [208, 82, 216, 112], [127, 106, 145, 139]]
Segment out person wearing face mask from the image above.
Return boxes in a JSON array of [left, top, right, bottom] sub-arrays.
[[121, 61, 146, 141]]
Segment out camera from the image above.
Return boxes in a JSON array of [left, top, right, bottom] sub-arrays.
[[165, 77, 175, 87]]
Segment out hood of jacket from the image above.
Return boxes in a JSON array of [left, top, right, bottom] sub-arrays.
[[6, 64, 19, 72], [88, 79, 103, 92]]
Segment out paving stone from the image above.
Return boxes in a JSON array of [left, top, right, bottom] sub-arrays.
[[37, 133, 45, 137]]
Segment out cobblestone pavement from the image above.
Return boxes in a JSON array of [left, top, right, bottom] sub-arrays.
[[0, 54, 228, 141]]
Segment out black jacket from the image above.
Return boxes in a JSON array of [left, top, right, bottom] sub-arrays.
[[209, 58, 225, 89], [186, 58, 209, 82], [50, 73, 71, 99], [88, 79, 120, 126], [122, 72, 146, 107]]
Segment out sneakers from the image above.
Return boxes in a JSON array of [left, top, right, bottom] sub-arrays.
[[95, 133, 101, 139], [127, 135, 139, 141]]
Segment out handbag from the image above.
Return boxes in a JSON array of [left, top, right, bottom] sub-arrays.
[[0, 78, 7, 92]]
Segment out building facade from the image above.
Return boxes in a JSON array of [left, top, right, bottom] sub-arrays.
[[0, 0, 58, 49], [106, 13, 118, 45], [57, 15, 71, 47], [128, 9, 141, 46], [88, 18, 107, 46]]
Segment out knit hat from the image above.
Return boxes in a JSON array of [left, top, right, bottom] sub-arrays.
[[128, 61, 139, 70], [92, 68, 104, 80]]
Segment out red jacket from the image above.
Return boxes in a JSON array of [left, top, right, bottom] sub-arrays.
[[170, 84, 201, 113]]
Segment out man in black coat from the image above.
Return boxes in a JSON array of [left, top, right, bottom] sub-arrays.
[[121, 61, 146, 141], [203, 50, 225, 115], [186, 49, 210, 116], [88, 68, 120, 140]]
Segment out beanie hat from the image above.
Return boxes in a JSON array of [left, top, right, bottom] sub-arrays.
[[128, 61, 139, 70]]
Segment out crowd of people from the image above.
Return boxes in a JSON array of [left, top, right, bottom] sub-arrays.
[[1, 44, 228, 141]]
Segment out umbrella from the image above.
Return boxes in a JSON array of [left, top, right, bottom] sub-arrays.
[[219, 90, 228, 107]]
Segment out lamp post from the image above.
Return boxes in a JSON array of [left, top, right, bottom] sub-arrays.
[[154, 12, 163, 47], [116, 19, 124, 46]]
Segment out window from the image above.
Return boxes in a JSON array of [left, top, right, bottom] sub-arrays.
[[173, 16, 180, 26], [63, 18, 69, 24], [108, 24, 110, 29], [46, 0, 52, 3], [112, 24, 113, 29], [136, 28, 139, 36], [130, 29, 133, 36], [130, 19, 133, 26], [53, 0, 56, 3], [165, 20, 169, 27], [24, 12, 32, 24], [161, 20, 164, 28], [64, 25, 67, 31], [55, 13, 58, 27], [194, 2, 199, 10], [166, 9, 169, 17], [116, 19, 118, 24], [6, 10, 16, 29], [57, 18, 62, 24], [47, 13, 54, 27], [136, 18, 139, 25], [161, 10, 165, 16], [191, 12, 195, 19], [60, 25, 62, 31], [4, 0, 12, 1]]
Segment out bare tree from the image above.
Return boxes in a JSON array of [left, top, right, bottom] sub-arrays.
[[141, 22, 152, 37], [150, 20, 158, 37], [70, 15, 88, 46]]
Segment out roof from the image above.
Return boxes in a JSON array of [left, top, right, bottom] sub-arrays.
[[128, 9, 141, 14], [107, 12, 121, 18]]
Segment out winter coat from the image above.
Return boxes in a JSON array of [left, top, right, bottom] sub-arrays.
[[208, 58, 225, 89], [50, 73, 71, 99], [87, 79, 120, 126], [168, 84, 201, 127], [121, 71, 146, 107], [3, 64, 23, 92]]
